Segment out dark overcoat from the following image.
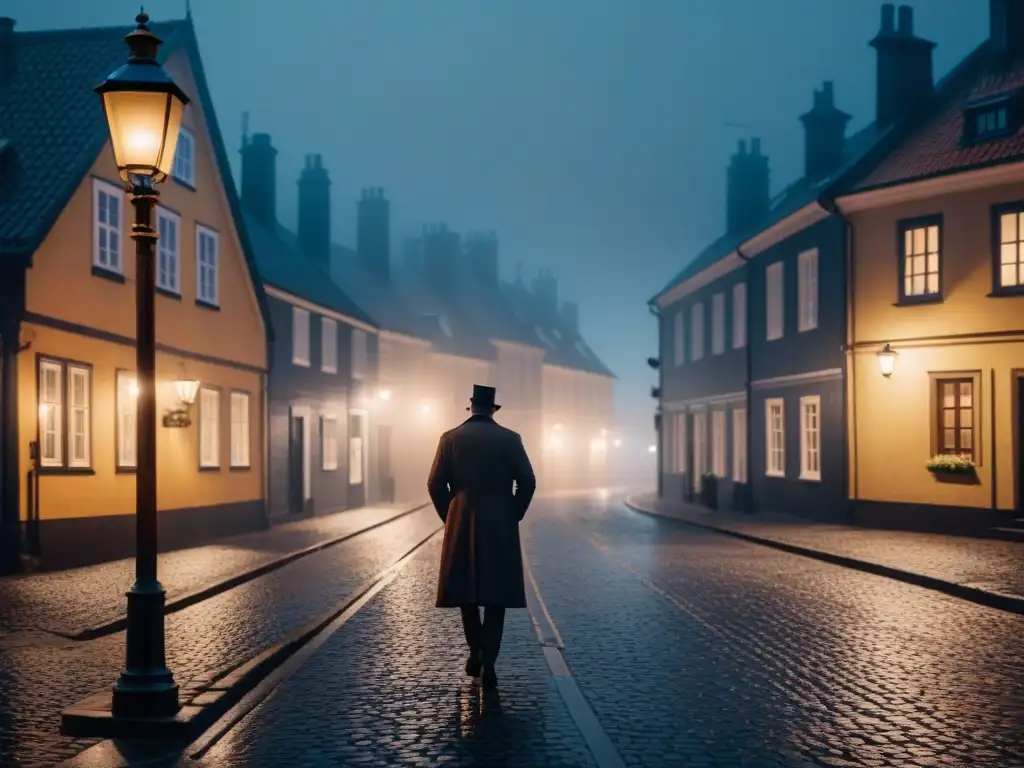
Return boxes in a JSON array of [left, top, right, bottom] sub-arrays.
[[428, 414, 537, 608]]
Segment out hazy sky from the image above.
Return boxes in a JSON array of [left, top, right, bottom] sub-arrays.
[[7, 0, 989, 459]]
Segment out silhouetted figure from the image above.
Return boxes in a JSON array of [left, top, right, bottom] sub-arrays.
[[428, 384, 537, 689]]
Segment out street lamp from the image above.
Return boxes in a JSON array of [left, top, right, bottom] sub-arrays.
[[94, 9, 189, 720]]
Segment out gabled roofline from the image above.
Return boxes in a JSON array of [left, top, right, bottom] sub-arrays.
[[264, 284, 378, 334]]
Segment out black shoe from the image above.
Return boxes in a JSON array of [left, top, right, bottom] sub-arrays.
[[465, 649, 481, 677], [481, 667, 498, 689]]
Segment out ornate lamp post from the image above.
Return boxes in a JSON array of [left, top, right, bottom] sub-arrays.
[[94, 9, 189, 719]]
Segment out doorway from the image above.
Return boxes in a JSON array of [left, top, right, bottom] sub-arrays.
[[348, 410, 367, 508], [1017, 376, 1024, 511], [288, 413, 305, 515]]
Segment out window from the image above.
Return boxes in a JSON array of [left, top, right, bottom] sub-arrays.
[[199, 387, 220, 468], [230, 392, 250, 468], [936, 378, 975, 459], [711, 410, 726, 477], [349, 412, 365, 484], [352, 328, 369, 379], [292, 307, 311, 366], [196, 225, 219, 306], [995, 206, 1024, 292], [692, 411, 706, 490], [690, 302, 704, 361], [93, 179, 123, 274], [963, 102, 1012, 145], [732, 407, 747, 482], [674, 412, 687, 473], [673, 311, 684, 366], [322, 416, 339, 471], [799, 395, 821, 481], [732, 282, 747, 349], [900, 219, 941, 301], [766, 262, 783, 340], [797, 249, 819, 332], [38, 359, 91, 469], [765, 398, 785, 477], [116, 370, 138, 469], [711, 293, 725, 356], [173, 126, 195, 186], [321, 318, 338, 373], [156, 207, 180, 294]]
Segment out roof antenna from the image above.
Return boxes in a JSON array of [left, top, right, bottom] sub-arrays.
[[241, 110, 249, 149]]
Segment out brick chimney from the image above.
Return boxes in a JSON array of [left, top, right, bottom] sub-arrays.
[[560, 301, 579, 335], [465, 231, 499, 286], [297, 154, 331, 270], [799, 81, 851, 182], [870, 4, 936, 127], [357, 187, 390, 282], [422, 224, 461, 293], [726, 138, 770, 235], [0, 18, 15, 86], [240, 133, 277, 225], [990, 0, 1024, 57], [530, 269, 558, 319]]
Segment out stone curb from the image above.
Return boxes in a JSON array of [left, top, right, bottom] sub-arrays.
[[58, 523, 444, 749], [624, 496, 1024, 617], [59, 502, 430, 642]]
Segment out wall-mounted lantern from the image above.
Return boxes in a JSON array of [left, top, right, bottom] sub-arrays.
[[877, 344, 897, 378], [647, 357, 660, 370], [163, 378, 199, 428], [378, 389, 392, 401], [651, 386, 661, 399]]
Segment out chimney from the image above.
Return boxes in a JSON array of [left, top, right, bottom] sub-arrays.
[[0, 18, 15, 86], [870, 4, 936, 127], [530, 269, 558, 319], [560, 301, 579, 335], [465, 231, 499, 286], [799, 81, 852, 182], [297, 154, 331, 270], [422, 223, 461, 293], [726, 138, 770, 234], [990, 0, 1024, 57], [240, 133, 277, 225], [357, 187, 391, 282]]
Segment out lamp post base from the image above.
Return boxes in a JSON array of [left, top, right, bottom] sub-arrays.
[[112, 580, 180, 719]]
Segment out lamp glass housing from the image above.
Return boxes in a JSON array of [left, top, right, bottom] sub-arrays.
[[174, 379, 200, 405], [101, 90, 185, 182], [877, 346, 896, 377]]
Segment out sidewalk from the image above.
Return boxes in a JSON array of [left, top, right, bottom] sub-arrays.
[[0, 501, 427, 638], [625, 493, 1024, 613]]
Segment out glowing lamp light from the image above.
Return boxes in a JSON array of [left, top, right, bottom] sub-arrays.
[[128, 381, 140, 397], [94, 11, 190, 184], [421, 402, 433, 415], [550, 436, 563, 450], [553, 423, 563, 431], [613, 439, 622, 448], [877, 344, 896, 378], [378, 389, 392, 401], [174, 378, 200, 406], [648, 444, 657, 454]]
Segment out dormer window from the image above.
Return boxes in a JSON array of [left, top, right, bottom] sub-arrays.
[[961, 92, 1019, 146]]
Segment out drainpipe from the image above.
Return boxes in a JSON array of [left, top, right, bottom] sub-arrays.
[[735, 247, 754, 513], [648, 302, 663, 497], [0, 260, 26, 573], [819, 196, 856, 523]]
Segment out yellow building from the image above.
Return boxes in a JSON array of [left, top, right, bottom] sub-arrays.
[[838, 22, 1024, 533], [0, 15, 271, 570]]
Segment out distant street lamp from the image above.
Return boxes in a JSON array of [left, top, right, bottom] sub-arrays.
[[94, 9, 189, 719]]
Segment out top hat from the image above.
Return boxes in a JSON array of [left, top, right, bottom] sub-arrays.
[[467, 384, 501, 411]]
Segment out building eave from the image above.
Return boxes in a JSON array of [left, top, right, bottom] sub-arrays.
[[264, 284, 379, 334], [654, 251, 745, 309]]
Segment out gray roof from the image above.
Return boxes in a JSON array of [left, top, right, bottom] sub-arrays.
[[329, 244, 429, 340]]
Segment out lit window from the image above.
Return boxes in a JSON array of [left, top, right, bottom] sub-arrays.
[[199, 387, 220, 469], [173, 126, 195, 186], [996, 207, 1024, 291], [38, 360, 64, 468], [321, 318, 338, 373], [936, 378, 974, 460], [900, 220, 941, 300], [322, 415, 339, 471], [673, 412, 686, 473], [797, 249, 819, 332], [765, 398, 785, 477], [37, 360, 91, 469], [732, 407, 747, 482], [292, 307, 311, 367], [156, 207, 180, 294], [692, 410, 706, 491], [799, 395, 821, 481], [116, 370, 138, 469], [93, 179, 123, 274], [766, 262, 783, 340], [711, 409, 726, 477], [196, 225, 219, 306], [230, 392, 250, 468]]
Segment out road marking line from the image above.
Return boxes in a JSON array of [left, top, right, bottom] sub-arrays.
[[524, 559, 564, 649], [185, 525, 443, 760]]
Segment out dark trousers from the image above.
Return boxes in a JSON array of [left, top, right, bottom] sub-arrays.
[[460, 606, 506, 667]]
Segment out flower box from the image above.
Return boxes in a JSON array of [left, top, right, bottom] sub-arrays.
[[926, 454, 979, 484]]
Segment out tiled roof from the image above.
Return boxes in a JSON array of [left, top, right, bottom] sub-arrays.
[[244, 213, 376, 327], [454, 270, 545, 350], [0, 15, 274, 340], [852, 41, 1024, 191]]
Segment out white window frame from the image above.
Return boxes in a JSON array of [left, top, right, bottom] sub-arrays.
[[732, 407, 747, 483], [199, 387, 221, 469], [692, 410, 706, 490], [673, 311, 684, 366], [292, 307, 311, 367], [322, 415, 339, 471], [799, 395, 821, 481], [196, 225, 220, 306], [901, 221, 941, 299], [349, 410, 366, 485], [797, 248, 819, 333], [711, 409, 726, 477], [766, 262, 783, 341], [321, 318, 338, 373], [352, 328, 369, 379], [674, 412, 687, 473], [765, 398, 785, 477], [116, 370, 138, 469], [996, 208, 1024, 289], [690, 302, 704, 361], [711, 293, 725, 356], [230, 391, 250, 468], [156, 206, 181, 295], [66, 366, 91, 468], [173, 125, 196, 187], [92, 179, 123, 274], [732, 282, 747, 349], [38, 360, 64, 468]]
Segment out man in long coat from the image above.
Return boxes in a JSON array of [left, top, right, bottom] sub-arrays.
[[427, 384, 536, 689]]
